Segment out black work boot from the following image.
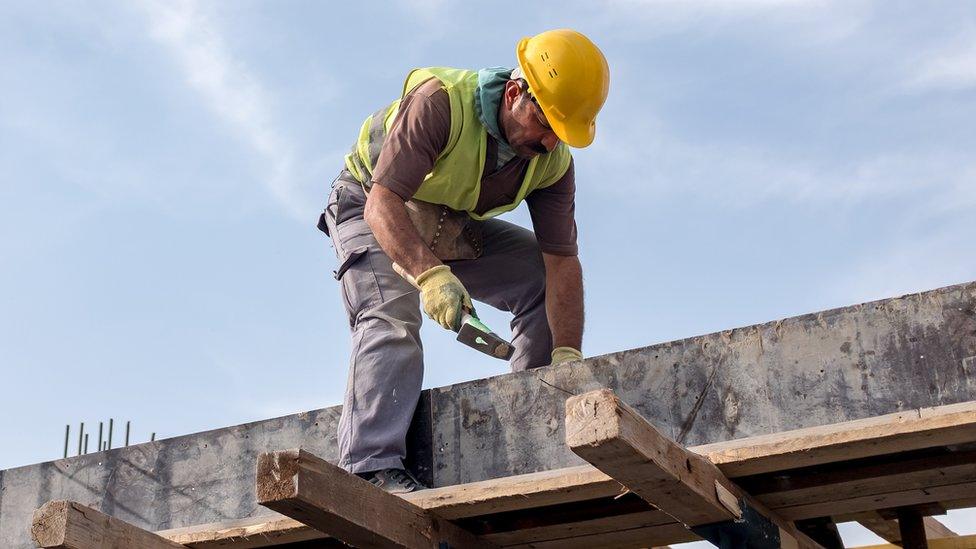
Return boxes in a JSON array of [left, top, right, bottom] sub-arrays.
[[360, 468, 427, 494]]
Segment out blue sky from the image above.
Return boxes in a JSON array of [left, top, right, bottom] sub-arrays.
[[2, 0, 975, 542]]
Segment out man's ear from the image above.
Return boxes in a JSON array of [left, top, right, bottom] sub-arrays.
[[502, 80, 520, 109]]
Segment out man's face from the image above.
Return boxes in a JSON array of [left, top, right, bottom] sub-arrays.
[[500, 81, 561, 159]]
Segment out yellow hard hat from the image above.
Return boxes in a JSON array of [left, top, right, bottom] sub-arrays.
[[516, 29, 610, 148]]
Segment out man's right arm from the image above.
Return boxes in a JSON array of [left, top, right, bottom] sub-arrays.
[[363, 78, 450, 278], [364, 185, 440, 277]]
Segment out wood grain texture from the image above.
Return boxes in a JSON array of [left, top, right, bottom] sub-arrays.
[[564, 389, 823, 548], [31, 500, 186, 549], [851, 534, 976, 549], [160, 398, 976, 548], [255, 449, 493, 549], [698, 400, 976, 477]]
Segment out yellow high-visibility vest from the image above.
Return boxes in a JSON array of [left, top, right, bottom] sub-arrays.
[[344, 67, 572, 220]]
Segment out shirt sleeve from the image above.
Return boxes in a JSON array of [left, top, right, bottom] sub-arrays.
[[526, 158, 578, 256], [370, 78, 451, 200]]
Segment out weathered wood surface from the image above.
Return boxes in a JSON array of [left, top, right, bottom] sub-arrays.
[[565, 389, 822, 548], [700, 400, 976, 477], [565, 389, 735, 525], [31, 500, 185, 549], [4, 281, 976, 548], [255, 449, 493, 549], [159, 515, 325, 548], [858, 515, 956, 543], [853, 535, 976, 549], [160, 398, 976, 547]]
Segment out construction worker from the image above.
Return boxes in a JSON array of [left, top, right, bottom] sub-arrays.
[[317, 29, 610, 493]]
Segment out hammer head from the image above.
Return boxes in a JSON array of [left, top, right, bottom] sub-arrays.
[[457, 314, 515, 360]]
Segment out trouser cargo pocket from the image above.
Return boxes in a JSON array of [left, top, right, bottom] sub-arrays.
[[334, 246, 368, 280]]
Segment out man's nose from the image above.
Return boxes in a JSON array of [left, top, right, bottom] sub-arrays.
[[541, 132, 560, 152]]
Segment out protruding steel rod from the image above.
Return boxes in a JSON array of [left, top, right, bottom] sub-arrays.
[[83, 433, 89, 454], [150, 432, 156, 441], [97, 422, 104, 453], [77, 422, 84, 456], [63, 425, 70, 459], [107, 418, 114, 450], [125, 420, 130, 446]]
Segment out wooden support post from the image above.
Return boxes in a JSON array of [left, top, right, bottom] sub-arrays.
[[897, 507, 929, 549], [31, 500, 185, 549], [565, 389, 824, 549], [256, 448, 495, 549]]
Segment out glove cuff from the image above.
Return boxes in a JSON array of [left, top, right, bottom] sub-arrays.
[[551, 346, 583, 365], [415, 264, 451, 287]]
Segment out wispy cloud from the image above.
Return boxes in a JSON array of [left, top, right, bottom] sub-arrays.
[[904, 33, 976, 92], [592, 116, 976, 213], [137, 0, 305, 218]]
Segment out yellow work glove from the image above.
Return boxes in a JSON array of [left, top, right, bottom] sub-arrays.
[[551, 346, 583, 366], [400, 264, 473, 331]]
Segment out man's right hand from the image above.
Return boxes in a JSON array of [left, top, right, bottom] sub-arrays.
[[400, 264, 473, 331]]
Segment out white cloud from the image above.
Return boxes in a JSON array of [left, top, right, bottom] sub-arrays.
[[905, 36, 976, 91], [137, 0, 306, 218], [594, 0, 865, 41], [593, 117, 976, 213]]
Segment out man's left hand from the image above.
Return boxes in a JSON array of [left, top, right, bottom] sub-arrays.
[[550, 346, 583, 366]]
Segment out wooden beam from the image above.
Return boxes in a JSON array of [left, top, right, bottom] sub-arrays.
[[564, 388, 822, 548], [858, 514, 957, 544], [699, 400, 976, 477], [255, 448, 494, 549], [897, 507, 929, 549], [924, 517, 960, 539], [31, 500, 185, 549], [160, 399, 976, 548], [158, 515, 328, 548], [850, 534, 976, 549], [783, 481, 976, 520]]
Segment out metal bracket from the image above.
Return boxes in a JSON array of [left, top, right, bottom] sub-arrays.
[[691, 498, 781, 549]]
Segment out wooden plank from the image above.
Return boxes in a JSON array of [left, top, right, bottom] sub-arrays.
[[158, 515, 327, 548], [564, 389, 822, 548], [757, 460, 976, 509], [161, 399, 976, 548], [924, 517, 960, 539], [858, 515, 957, 544], [698, 400, 976, 477], [850, 534, 976, 549], [782, 481, 976, 520], [255, 448, 493, 549], [482, 510, 672, 546], [564, 389, 735, 525], [406, 464, 620, 520], [503, 522, 698, 549], [31, 500, 186, 549]]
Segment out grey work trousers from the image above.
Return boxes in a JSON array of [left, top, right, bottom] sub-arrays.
[[321, 172, 553, 474]]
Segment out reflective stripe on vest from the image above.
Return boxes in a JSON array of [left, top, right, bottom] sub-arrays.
[[343, 67, 572, 220]]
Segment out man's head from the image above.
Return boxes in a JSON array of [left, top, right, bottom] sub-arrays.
[[512, 29, 610, 149], [498, 71, 561, 159]]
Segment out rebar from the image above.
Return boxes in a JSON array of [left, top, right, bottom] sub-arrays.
[[107, 418, 114, 450], [97, 422, 104, 453], [77, 422, 84, 456], [63, 425, 70, 459], [84, 433, 89, 454], [125, 421, 130, 446], [150, 432, 156, 441]]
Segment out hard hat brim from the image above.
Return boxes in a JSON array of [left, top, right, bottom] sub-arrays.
[[549, 117, 596, 148]]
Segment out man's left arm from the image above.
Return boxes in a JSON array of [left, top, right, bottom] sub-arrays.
[[526, 159, 584, 365], [543, 252, 584, 355]]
